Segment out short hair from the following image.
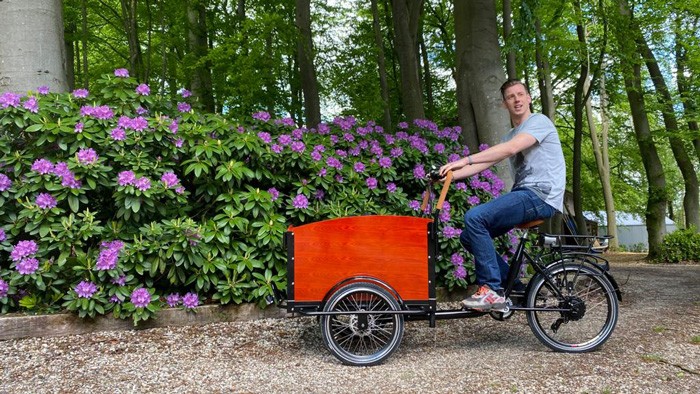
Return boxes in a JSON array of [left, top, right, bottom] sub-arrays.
[[500, 79, 530, 100]]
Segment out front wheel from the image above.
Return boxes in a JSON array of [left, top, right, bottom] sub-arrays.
[[320, 282, 404, 366], [526, 263, 618, 352]]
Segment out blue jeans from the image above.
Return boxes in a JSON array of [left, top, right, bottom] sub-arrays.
[[459, 188, 556, 292]]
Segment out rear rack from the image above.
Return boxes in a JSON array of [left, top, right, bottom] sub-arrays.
[[539, 233, 614, 253]]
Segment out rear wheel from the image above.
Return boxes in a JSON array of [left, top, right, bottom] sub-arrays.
[[320, 283, 404, 366], [526, 263, 618, 352]]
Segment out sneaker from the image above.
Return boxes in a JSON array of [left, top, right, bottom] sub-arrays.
[[461, 285, 507, 311]]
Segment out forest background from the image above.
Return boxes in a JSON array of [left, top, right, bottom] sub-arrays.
[[0, 0, 698, 319]]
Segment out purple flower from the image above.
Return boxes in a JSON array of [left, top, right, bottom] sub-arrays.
[[434, 143, 445, 154], [268, 187, 279, 201], [75, 281, 98, 298], [118, 171, 136, 186], [114, 68, 130, 77], [92, 105, 114, 119], [17, 257, 39, 275], [326, 156, 342, 170], [252, 111, 271, 121], [10, 240, 38, 262], [180, 89, 191, 98], [442, 226, 461, 239], [111, 128, 126, 141], [175, 138, 184, 148], [366, 177, 378, 189], [257, 132, 272, 143], [353, 162, 366, 173], [134, 177, 151, 191], [166, 293, 180, 307], [413, 164, 426, 180], [386, 182, 397, 193], [292, 194, 309, 209], [37, 86, 50, 95], [468, 195, 480, 205], [0, 174, 11, 191], [76, 148, 98, 165], [32, 158, 55, 175], [408, 200, 421, 211], [0, 92, 21, 108], [390, 147, 403, 158], [453, 265, 467, 280], [135, 84, 151, 95], [130, 288, 151, 308], [95, 240, 125, 271], [290, 141, 306, 153], [129, 116, 148, 131], [161, 172, 179, 188], [72, 88, 89, 99], [278, 134, 292, 146], [177, 102, 191, 113], [0, 228, 5, 242], [0, 279, 8, 298], [109, 295, 123, 304], [451, 253, 465, 266], [169, 120, 179, 134], [35, 193, 57, 209], [310, 150, 322, 161], [23, 97, 39, 113], [378, 157, 392, 168], [111, 275, 127, 286], [74, 122, 84, 133], [175, 186, 185, 194], [182, 292, 199, 308], [398, 122, 408, 129]]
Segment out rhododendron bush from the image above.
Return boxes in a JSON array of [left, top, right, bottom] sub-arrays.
[[0, 70, 512, 323]]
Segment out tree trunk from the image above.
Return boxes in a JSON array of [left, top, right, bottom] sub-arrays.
[[572, 0, 589, 236], [503, 0, 517, 79], [535, 18, 555, 120], [391, 0, 425, 122], [614, 0, 667, 258], [64, 20, 76, 91], [295, 0, 321, 128], [371, 0, 392, 132], [586, 74, 619, 249], [120, 0, 145, 81], [81, 0, 89, 88], [419, 31, 434, 120], [635, 30, 700, 231], [187, 0, 215, 112], [0, 0, 68, 93], [453, 0, 512, 186]]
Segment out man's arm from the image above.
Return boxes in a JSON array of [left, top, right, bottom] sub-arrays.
[[440, 133, 538, 180]]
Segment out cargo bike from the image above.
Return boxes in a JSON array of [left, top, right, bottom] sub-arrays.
[[277, 171, 621, 366]]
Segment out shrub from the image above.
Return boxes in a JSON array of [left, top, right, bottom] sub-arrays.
[[0, 70, 512, 323], [656, 227, 700, 264]]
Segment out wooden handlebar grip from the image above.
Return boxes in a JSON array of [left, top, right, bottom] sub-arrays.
[[435, 171, 453, 211], [420, 185, 431, 212]]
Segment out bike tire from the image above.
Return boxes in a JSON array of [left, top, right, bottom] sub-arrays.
[[320, 282, 404, 366], [526, 263, 618, 352]]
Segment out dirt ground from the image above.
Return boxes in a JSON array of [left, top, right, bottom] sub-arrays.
[[0, 253, 699, 393]]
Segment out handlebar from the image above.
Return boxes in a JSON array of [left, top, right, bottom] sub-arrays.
[[420, 169, 453, 213]]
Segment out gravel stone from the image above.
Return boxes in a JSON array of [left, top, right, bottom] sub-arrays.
[[1, 261, 698, 393]]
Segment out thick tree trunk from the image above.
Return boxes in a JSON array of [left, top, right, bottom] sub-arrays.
[[295, 0, 321, 128], [0, 0, 68, 93], [586, 74, 619, 249], [371, 0, 392, 132], [674, 15, 700, 164], [636, 32, 700, 231], [614, 0, 667, 258], [391, 0, 425, 122], [453, 0, 511, 186], [187, 0, 215, 112]]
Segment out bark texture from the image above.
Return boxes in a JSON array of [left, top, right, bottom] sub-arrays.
[[0, 0, 68, 93]]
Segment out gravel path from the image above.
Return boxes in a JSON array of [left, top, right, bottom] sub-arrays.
[[1, 262, 699, 393]]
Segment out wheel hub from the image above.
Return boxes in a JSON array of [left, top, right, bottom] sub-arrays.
[[563, 296, 586, 321]]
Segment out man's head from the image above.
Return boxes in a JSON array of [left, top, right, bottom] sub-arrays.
[[500, 79, 532, 123]]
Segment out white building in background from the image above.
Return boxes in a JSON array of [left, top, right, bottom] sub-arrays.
[[585, 211, 677, 252]]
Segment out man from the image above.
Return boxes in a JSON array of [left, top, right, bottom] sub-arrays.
[[439, 79, 565, 311]]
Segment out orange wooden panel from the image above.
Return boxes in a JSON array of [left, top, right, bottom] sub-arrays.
[[289, 215, 432, 302]]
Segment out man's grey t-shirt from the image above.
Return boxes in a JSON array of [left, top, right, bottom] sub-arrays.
[[501, 113, 566, 213]]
